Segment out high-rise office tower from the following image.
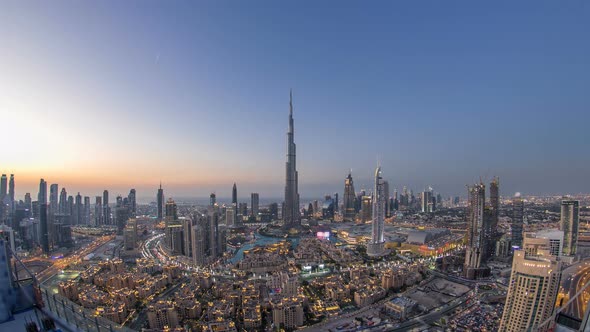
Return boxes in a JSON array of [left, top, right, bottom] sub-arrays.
[[165, 198, 177, 221], [333, 192, 339, 213], [58, 188, 68, 215], [49, 184, 58, 214], [67, 196, 74, 222], [74, 193, 82, 225], [38, 179, 47, 205], [360, 195, 372, 223], [208, 214, 218, 258], [24, 193, 32, 213], [217, 225, 227, 257], [128, 189, 136, 216], [157, 183, 164, 220], [393, 189, 398, 211], [103, 190, 110, 225], [83, 196, 90, 224], [238, 202, 247, 218], [0, 175, 6, 201], [421, 190, 433, 213], [225, 206, 236, 227], [251, 193, 259, 218], [209, 193, 216, 206], [560, 199, 580, 256], [356, 190, 365, 213], [39, 203, 49, 254], [8, 175, 14, 211], [512, 193, 524, 248], [48, 184, 58, 245], [367, 167, 386, 257], [232, 183, 237, 206], [268, 202, 277, 220], [182, 217, 195, 257], [499, 249, 561, 331], [192, 223, 206, 267], [464, 182, 490, 279], [488, 177, 500, 256], [343, 172, 356, 222], [114, 200, 130, 235], [94, 196, 103, 225], [283, 90, 300, 227]]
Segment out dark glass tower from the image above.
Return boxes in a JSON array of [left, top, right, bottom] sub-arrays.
[[157, 183, 164, 220], [40, 203, 49, 254], [283, 90, 300, 227], [343, 172, 356, 222], [102, 190, 110, 225], [232, 183, 237, 206], [511, 194, 524, 247], [8, 174, 14, 209]]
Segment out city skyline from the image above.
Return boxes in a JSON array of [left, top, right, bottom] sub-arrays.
[[2, 3, 590, 332], [2, 2, 589, 198]]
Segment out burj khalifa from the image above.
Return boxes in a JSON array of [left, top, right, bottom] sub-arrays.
[[283, 90, 300, 227]]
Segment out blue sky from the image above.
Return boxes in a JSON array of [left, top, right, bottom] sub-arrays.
[[1, 1, 589, 200]]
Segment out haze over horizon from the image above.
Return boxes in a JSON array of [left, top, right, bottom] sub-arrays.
[[2, 1, 589, 199]]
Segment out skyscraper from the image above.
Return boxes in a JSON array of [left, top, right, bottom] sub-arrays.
[[49, 184, 59, 214], [225, 206, 236, 227], [75, 193, 82, 225], [24, 193, 31, 213], [208, 214, 218, 258], [560, 199, 580, 256], [8, 175, 14, 211], [0, 175, 6, 201], [157, 183, 164, 220], [39, 203, 49, 254], [420, 190, 433, 213], [512, 193, 524, 248], [165, 198, 177, 221], [67, 195, 74, 221], [128, 189, 136, 216], [182, 217, 194, 257], [367, 167, 386, 257], [209, 193, 216, 206], [251, 193, 259, 218], [499, 249, 561, 331], [283, 90, 300, 227], [192, 223, 206, 267], [83, 196, 90, 224], [58, 188, 68, 215], [103, 190, 110, 225], [343, 172, 356, 222], [232, 183, 237, 206], [94, 196, 103, 225], [38, 178, 47, 205], [464, 182, 490, 279], [488, 177, 500, 256]]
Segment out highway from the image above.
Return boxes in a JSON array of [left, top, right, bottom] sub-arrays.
[[558, 258, 590, 319], [37, 235, 115, 283]]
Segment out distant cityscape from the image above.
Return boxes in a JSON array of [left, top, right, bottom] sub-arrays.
[[1, 92, 589, 332], [2, 1, 589, 331]]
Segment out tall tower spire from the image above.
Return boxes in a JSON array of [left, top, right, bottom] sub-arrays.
[[284, 89, 300, 227]]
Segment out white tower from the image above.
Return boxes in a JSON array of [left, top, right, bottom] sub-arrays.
[[367, 166, 386, 256]]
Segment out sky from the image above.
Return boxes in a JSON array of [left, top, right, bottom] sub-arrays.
[[1, 1, 589, 201]]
